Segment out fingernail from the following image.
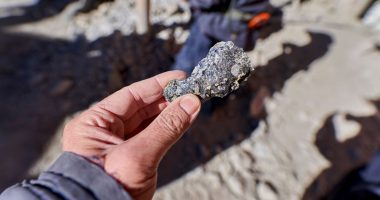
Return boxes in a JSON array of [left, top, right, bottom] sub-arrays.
[[180, 95, 200, 115]]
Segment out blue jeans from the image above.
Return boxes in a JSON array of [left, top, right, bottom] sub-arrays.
[[172, 19, 217, 75]]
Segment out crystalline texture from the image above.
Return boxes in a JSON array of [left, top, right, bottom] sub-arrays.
[[164, 41, 253, 102]]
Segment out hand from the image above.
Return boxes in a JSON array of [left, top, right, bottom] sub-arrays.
[[62, 71, 201, 200]]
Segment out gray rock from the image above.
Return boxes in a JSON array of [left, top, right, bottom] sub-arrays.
[[164, 41, 253, 102]]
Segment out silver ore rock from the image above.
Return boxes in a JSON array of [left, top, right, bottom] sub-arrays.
[[163, 41, 253, 102]]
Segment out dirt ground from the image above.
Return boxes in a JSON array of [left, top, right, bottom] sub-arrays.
[[0, 0, 380, 199]]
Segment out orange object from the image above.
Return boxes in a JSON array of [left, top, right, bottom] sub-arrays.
[[248, 12, 271, 29]]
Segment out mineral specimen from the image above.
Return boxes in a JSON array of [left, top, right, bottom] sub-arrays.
[[164, 41, 253, 102]]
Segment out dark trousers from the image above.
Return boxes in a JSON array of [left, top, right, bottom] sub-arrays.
[[172, 18, 218, 75]]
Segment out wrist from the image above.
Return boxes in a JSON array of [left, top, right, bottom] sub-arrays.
[[85, 155, 106, 168]]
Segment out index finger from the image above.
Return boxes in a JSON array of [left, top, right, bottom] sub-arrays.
[[94, 70, 186, 120]]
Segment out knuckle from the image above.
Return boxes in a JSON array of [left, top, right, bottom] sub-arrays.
[[63, 119, 74, 136], [156, 112, 187, 135]]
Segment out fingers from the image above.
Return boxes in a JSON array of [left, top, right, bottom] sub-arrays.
[[63, 119, 124, 157], [123, 98, 168, 134], [84, 108, 126, 139], [101, 94, 200, 199], [96, 70, 186, 120], [129, 94, 201, 164]]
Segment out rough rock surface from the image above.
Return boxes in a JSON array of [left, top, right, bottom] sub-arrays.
[[164, 41, 252, 102], [2, 1, 380, 200]]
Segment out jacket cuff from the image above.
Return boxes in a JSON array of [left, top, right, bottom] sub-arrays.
[[46, 152, 132, 200]]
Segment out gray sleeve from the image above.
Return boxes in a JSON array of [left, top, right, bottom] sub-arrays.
[[0, 152, 133, 200]]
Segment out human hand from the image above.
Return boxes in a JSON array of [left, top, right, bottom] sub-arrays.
[[62, 71, 201, 200]]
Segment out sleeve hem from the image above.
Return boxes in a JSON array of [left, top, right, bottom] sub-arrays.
[[47, 152, 132, 200]]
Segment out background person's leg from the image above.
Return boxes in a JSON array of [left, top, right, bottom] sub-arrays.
[[172, 19, 216, 75]]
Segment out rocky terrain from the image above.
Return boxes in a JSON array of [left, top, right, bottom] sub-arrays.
[[0, 0, 380, 200]]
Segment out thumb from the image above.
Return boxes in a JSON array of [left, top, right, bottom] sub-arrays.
[[102, 94, 201, 198], [133, 94, 201, 162]]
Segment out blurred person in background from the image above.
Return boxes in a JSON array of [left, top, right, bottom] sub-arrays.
[[173, 0, 274, 74]]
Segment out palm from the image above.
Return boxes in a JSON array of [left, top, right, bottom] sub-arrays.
[[63, 71, 201, 200]]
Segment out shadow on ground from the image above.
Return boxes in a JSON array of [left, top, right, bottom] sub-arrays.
[[0, 0, 118, 27], [0, 28, 332, 191], [0, 28, 179, 190], [158, 31, 333, 187], [0, 0, 75, 27], [302, 100, 380, 200], [0, 2, 334, 191]]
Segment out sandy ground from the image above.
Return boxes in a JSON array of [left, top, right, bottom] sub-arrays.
[[0, 0, 380, 199]]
